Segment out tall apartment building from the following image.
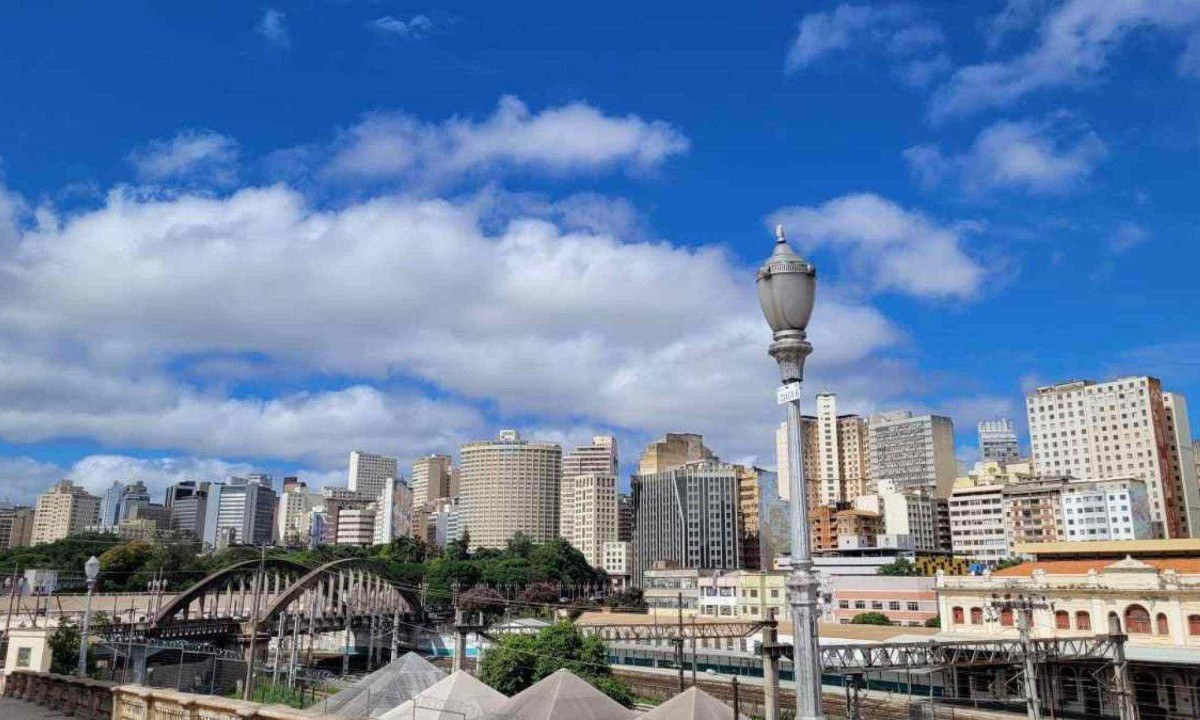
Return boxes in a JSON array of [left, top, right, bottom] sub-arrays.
[[617, 494, 634, 542], [348, 450, 399, 501], [560, 436, 618, 544], [336, 507, 377, 547], [855, 489, 947, 552], [98, 481, 123, 529], [318, 487, 375, 545], [947, 482, 1007, 565], [1163, 393, 1200, 535], [808, 394, 872, 506], [1001, 477, 1068, 550], [31, 480, 101, 545], [0, 505, 31, 550], [775, 418, 818, 503], [210, 476, 277, 546], [736, 467, 789, 570], [1061, 477, 1154, 541], [570, 474, 618, 567], [638, 433, 713, 475], [410, 455, 456, 509], [631, 458, 740, 582], [459, 430, 562, 549], [118, 481, 151, 523], [373, 477, 413, 544], [277, 482, 322, 547], [978, 419, 1020, 464], [165, 481, 210, 538], [869, 412, 957, 497], [1026, 377, 1198, 538]]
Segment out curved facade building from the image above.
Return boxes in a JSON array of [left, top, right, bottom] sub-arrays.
[[459, 430, 561, 549]]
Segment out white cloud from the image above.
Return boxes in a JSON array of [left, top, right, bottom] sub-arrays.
[[367, 15, 437, 39], [785, 4, 949, 86], [983, 0, 1048, 50], [257, 8, 289, 49], [904, 115, 1107, 195], [326, 95, 689, 181], [128, 130, 239, 184], [0, 455, 63, 504], [931, 0, 1200, 120], [1107, 221, 1149, 253], [768, 193, 986, 300]]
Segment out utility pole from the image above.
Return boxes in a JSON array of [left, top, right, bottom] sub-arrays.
[[732, 674, 741, 719], [761, 607, 781, 720], [1111, 628, 1136, 720], [989, 592, 1049, 720], [691, 615, 697, 686], [676, 592, 685, 693], [242, 545, 267, 701]]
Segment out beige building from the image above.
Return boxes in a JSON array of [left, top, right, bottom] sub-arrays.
[[1026, 377, 1198, 538], [560, 436, 618, 544], [1002, 477, 1068, 550], [347, 450, 399, 501], [813, 393, 871, 506], [276, 484, 322, 547], [948, 482, 1007, 564], [570, 473, 618, 567], [410, 454, 456, 509], [31, 480, 100, 545], [697, 570, 790, 620], [868, 411, 957, 497], [335, 506, 377, 547], [774, 417, 818, 503], [459, 430, 561, 549], [637, 433, 712, 475]]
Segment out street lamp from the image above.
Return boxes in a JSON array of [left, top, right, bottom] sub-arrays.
[[757, 224, 822, 720], [77, 555, 100, 677]]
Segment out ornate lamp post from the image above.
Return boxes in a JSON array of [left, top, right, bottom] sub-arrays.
[[77, 555, 100, 677], [757, 225, 822, 720]]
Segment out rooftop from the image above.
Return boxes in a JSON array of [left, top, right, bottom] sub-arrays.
[[1013, 539, 1200, 559]]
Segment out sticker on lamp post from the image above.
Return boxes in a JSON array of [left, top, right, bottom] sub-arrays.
[[777, 384, 802, 405]]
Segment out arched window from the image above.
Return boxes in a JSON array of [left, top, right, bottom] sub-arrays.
[[1125, 605, 1151, 634], [1157, 613, 1169, 635], [952, 607, 964, 624], [1108, 612, 1121, 634], [1075, 611, 1091, 631], [1055, 610, 1071, 630], [1000, 608, 1014, 627], [970, 607, 983, 625], [1188, 615, 1200, 636]]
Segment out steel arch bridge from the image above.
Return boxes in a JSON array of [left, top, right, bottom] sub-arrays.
[[147, 557, 424, 647]]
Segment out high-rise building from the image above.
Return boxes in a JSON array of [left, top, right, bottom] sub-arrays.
[[856, 489, 946, 552], [348, 450, 399, 501], [31, 480, 101, 545], [98, 481, 123, 529], [336, 507, 377, 547], [637, 433, 713, 475], [277, 482, 322, 548], [570, 473, 618, 567], [736, 466, 789, 570], [1163, 393, 1200, 536], [774, 417, 819, 503], [459, 430, 562, 549], [617, 494, 634, 542], [561, 436, 618, 544], [1002, 477, 1068, 549], [1061, 477, 1154, 541], [411, 455, 455, 509], [808, 394, 872, 506], [602, 541, 633, 589], [948, 482, 1007, 565], [118, 481, 151, 523], [978, 419, 1020, 464], [6, 507, 34, 549], [632, 456, 740, 583], [373, 477, 413, 545], [165, 481, 210, 538], [318, 487, 375, 545], [1026, 377, 1198, 538], [210, 475, 277, 546], [868, 411, 957, 497]]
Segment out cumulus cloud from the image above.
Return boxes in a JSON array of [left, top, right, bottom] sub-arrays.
[[768, 193, 986, 300], [1107, 221, 1149, 253], [904, 115, 1107, 195], [128, 130, 239, 184], [785, 4, 949, 87], [367, 15, 437, 39], [257, 9, 289, 49], [931, 0, 1200, 120], [326, 95, 689, 181]]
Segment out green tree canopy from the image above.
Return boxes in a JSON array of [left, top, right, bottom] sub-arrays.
[[479, 621, 633, 706], [876, 557, 920, 576], [850, 612, 893, 626]]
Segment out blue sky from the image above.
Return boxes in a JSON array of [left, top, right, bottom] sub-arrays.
[[1, 1, 1198, 502]]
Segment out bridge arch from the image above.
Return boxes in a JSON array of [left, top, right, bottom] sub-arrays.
[[152, 557, 314, 627], [258, 558, 422, 625]]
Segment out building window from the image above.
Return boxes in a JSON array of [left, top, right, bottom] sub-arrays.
[[1076, 612, 1091, 631], [1000, 609, 1014, 627], [1156, 613, 1169, 636], [1189, 615, 1200, 637], [1055, 611, 1070, 630], [1125, 605, 1151, 634], [953, 607, 964, 625], [970, 607, 983, 625], [854, 601, 865, 610]]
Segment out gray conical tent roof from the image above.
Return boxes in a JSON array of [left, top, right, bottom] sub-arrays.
[[640, 687, 750, 720], [379, 670, 509, 720], [500, 669, 632, 720], [305, 652, 446, 717]]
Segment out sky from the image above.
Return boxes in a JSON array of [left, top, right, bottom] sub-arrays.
[[1, 1, 1199, 503]]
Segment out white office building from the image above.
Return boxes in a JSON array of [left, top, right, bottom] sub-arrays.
[[348, 450, 399, 501], [1061, 477, 1155, 541], [560, 436, 618, 544], [947, 482, 1008, 564], [209, 475, 277, 546], [868, 412, 957, 497], [978, 419, 1020, 464]]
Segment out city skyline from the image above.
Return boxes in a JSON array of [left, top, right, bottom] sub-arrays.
[[1, 3, 1199, 505]]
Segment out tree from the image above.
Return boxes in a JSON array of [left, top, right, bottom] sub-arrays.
[[457, 585, 506, 622], [924, 616, 941, 628], [479, 621, 633, 707], [49, 620, 93, 676], [606, 587, 646, 612], [877, 557, 920, 577], [850, 612, 893, 626], [98, 540, 157, 592], [518, 581, 560, 615], [993, 556, 1024, 571]]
